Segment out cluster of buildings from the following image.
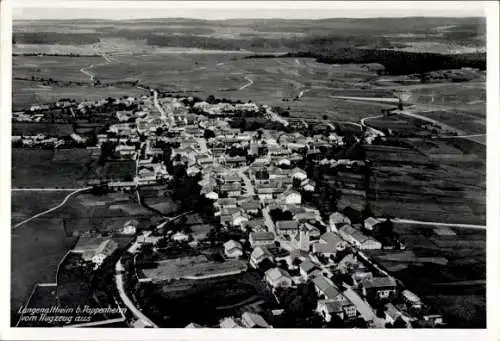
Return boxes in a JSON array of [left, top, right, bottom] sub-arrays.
[[19, 91, 442, 329], [121, 95, 438, 329]]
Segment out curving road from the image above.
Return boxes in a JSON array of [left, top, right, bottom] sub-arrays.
[[13, 187, 91, 228], [239, 76, 254, 91], [115, 259, 158, 328]]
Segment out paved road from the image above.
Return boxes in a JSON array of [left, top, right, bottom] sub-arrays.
[[330, 95, 400, 103], [156, 210, 194, 230], [390, 218, 486, 230], [239, 76, 254, 91], [237, 168, 255, 196], [396, 108, 486, 146], [13, 187, 91, 228], [115, 259, 158, 328], [153, 90, 175, 126], [360, 114, 384, 127], [262, 207, 276, 235], [79, 65, 95, 82]]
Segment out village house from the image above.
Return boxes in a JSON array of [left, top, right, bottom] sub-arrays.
[[339, 225, 382, 250], [121, 220, 138, 235], [401, 290, 423, 309], [316, 299, 345, 323], [329, 212, 352, 232], [220, 182, 242, 197], [350, 262, 373, 285], [239, 199, 261, 215], [279, 189, 302, 205], [301, 179, 316, 192], [241, 312, 272, 328], [384, 303, 406, 326], [275, 220, 299, 236], [312, 232, 347, 257], [172, 231, 190, 242], [362, 276, 398, 301], [219, 317, 244, 328], [299, 260, 319, 279], [79, 239, 119, 268], [250, 246, 274, 269], [249, 231, 275, 248], [264, 267, 293, 289], [290, 167, 307, 181], [342, 287, 376, 325], [312, 275, 346, 302], [293, 211, 317, 222], [214, 197, 238, 210], [224, 156, 247, 168], [303, 223, 321, 240], [224, 240, 243, 258], [363, 217, 380, 232], [242, 219, 266, 233]]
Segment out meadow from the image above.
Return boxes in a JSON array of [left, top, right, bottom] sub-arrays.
[[367, 223, 485, 328], [11, 149, 93, 188]]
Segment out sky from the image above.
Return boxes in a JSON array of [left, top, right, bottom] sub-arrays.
[[12, 1, 486, 20]]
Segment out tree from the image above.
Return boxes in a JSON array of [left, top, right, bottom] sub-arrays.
[[203, 129, 216, 139], [322, 114, 328, 120]]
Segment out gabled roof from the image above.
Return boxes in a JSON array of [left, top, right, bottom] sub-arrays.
[[250, 231, 275, 241], [363, 276, 397, 289], [221, 183, 241, 192], [251, 246, 273, 260], [281, 188, 301, 198], [320, 232, 343, 247], [224, 240, 242, 251], [265, 267, 291, 282], [276, 220, 299, 232], [385, 303, 402, 320], [312, 275, 341, 299], [299, 260, 317, 274], [313, 242, 335, 255], [219, 317, 243, 328], [290, 167, 306, 175], [216, 198, 237, 206], [241, 312, 271, 328], [318, 299, 343, 314], [330, 212, 350, 225], [364, 217, 380, 227], [221, 207, 240, 216], [342, 287, 375, 322], [240, 199, 261, 211]]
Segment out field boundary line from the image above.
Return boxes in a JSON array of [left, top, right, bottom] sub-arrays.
[[13, 187, 91, 228]]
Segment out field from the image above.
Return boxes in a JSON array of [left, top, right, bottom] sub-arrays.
[[11, 191, 69, 225], [393, 82, 486, 135], [12, 78, 147, 111], [11, 218, 77, 322], [13, 55, 102, 83], [365, 138, 486, 225], [142, 256, 247, 282], [12, 122, 75, 136], [13, 53, 401, 121], [138, 270, 272, 327], [12, 149, 93, 188], [367, 223, 485, 328]]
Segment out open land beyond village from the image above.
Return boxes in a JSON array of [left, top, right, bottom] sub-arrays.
[[11, 17, 485, 329]]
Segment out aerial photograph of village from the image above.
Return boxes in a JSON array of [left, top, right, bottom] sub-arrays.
[[10, 2, 487, 330]]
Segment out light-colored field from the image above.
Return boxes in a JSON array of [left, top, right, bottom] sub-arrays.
[[14, 53, 402, 119]]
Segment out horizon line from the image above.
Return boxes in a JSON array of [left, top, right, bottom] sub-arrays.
[[13, 15, 486, 21]]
